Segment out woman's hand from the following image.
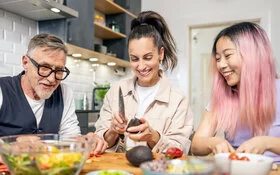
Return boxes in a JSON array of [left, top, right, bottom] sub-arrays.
[[110, 113, 127, 135], [86, 132, 108, 155], [126, 118, 160, 148], [104, 113, 128, 148], [211, 138, 235, 154], [236, 136, 268, 154]]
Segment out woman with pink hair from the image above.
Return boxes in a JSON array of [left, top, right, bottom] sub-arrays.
[[191, 22, 280, 163]]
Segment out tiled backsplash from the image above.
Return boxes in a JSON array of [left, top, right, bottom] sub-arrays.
[[0, 9, 132, 110], [0, 9, 37, 77], [64, 58, 132, 110]]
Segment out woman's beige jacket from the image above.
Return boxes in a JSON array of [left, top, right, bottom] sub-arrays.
[[94, 75, 193, 153]]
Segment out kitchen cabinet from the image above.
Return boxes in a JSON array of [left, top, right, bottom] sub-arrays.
[[0, 0, 78, 21], [39, 0, 141, 67], [94, 0, 136, 18], [94, 0, 141, 61]]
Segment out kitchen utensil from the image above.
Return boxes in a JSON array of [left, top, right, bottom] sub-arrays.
[[119, 87, 125, 121], [116, 87, 126, 152]]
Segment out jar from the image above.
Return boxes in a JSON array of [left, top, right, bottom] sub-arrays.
[[109, 20, 120, 33]]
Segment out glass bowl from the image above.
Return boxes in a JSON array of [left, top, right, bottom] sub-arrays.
[[0, 134, 95, 175], [140, 158, 215, 175]]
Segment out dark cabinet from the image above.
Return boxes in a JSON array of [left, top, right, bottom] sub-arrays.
[[39, 0, 95, 50], [39, 0, 141, 67], [65, 0, 95, 50], [76, 111, 99, 135], [94, 0, 141, 61], [104, 13, 134, 61]]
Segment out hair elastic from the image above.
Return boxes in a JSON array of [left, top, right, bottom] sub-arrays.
[[140, 23, 148, 26]]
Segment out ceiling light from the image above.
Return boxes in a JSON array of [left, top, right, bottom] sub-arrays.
[[50, 8, 60, 13], [72, 53, 82, 57], [107, 62, 116, 66], [89, 57, 99, 62], [92, 63, 99, 67]]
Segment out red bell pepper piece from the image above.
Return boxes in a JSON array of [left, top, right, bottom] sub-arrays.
[[0, 164, 9, 173], [88, 153, 101, 158], [165, 147, 183, 159]]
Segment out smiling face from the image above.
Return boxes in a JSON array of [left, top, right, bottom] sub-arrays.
[[215, 36, 242, 87], [22, 47, 66, 100], [129, 37, 164, 87]]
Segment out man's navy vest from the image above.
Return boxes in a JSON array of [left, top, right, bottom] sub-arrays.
[[0, 72, 64, 136]]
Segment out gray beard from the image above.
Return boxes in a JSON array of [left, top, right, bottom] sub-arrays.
[[34, 86, 53, 100]]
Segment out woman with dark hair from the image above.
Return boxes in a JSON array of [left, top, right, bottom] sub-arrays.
[[95, 11, 193, 153], [191, 22, 280, 163]]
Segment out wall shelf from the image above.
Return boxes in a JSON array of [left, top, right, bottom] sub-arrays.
[[94, 0, 137, 18], [94, 22, 126, 39], [66, 43, 130, 68]]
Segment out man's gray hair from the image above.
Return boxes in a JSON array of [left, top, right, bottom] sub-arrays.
[[27, 33, 68, 56]]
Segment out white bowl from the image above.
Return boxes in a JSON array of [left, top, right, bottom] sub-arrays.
[[214, 153, 274, 175]]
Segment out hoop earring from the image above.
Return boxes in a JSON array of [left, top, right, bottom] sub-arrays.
[[159, 60, 163, 70]]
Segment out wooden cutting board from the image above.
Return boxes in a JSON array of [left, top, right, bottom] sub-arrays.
[[80, 153, 280, 175], [81, 153, 145, 175]]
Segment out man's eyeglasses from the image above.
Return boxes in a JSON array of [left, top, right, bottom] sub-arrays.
[[26, 55, 70, 80]]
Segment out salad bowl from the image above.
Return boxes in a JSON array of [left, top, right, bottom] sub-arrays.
[[214, 152, 274, 175], [140, 158, 214, 175], [0, 134, 95, 175]]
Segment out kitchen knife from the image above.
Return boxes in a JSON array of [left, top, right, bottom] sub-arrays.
[[116, 87, 126, 152], [119, 87, 126, 121]]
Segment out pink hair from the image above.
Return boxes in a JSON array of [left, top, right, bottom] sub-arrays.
[[210, 22, 277, 139]]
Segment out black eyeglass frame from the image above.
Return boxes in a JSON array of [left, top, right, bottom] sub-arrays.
[[26, 55, 70, 80]]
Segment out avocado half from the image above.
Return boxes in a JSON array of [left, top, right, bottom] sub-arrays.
[[126, 118, 141, 134], [125, 145, 153, 167]]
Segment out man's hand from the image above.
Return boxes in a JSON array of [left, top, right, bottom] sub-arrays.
[[86, 132, 108, 155]]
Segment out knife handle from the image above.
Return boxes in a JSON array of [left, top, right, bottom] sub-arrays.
[[119, 134, 125, 140]]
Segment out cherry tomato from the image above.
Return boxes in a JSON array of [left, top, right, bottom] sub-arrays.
[[166, 147, 183, 159], [228, 152, 239, 160], [239, 156, 250, 161]]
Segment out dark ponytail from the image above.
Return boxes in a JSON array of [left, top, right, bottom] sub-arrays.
[[128, 11, 177, 71]]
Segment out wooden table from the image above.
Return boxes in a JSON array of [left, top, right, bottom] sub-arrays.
[[81, 153, 142, 175], [81, 152, 280, 175]]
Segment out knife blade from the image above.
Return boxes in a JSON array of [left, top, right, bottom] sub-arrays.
[[118, 87, 126, 121], [116, 87, 126, 152]]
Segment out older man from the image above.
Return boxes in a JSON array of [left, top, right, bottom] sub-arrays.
[[0, 33, 107, 154]]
